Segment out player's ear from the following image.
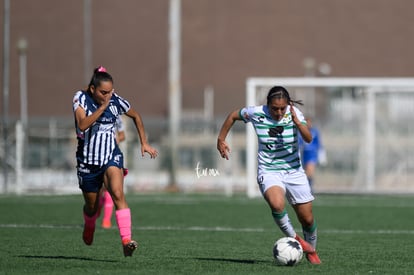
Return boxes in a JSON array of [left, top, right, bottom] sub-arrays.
[[90, 85, 95, 93]]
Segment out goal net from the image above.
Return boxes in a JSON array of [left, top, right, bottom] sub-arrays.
[[246, 77, 414, 197]]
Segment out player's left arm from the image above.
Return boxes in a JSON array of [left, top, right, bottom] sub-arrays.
[[290, 104, 312, 143], [124, 108, 158, 159]]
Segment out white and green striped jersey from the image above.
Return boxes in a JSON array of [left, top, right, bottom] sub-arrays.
[[240, 105, 307, 172]]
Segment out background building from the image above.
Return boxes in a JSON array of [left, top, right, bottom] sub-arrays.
[[1, 0, 414, 194], [1, 0, 414, 118]]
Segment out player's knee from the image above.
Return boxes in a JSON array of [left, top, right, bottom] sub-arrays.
[[268, 201, 285, 213], [299, 215, 314, 228], [84, 204, 98, 216], [110, 189, 125, 203]]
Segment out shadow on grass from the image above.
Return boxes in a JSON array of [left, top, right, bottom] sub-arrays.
[[18, 255, 118, 263], [195, 257, 268, 265]]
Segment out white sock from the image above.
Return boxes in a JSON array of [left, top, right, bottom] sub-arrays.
[[303, 222, 318, 249], [271, 209, 296, 237]]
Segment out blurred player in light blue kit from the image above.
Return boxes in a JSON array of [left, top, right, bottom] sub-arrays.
[[217, 86, 321, 264], [299, 117, 325, 193]]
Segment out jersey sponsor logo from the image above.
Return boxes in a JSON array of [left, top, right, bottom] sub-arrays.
[[267, 126, 285, 149], [100, 117, 113, 123], [109, 105, 118, 116], [268, 126, 284, 137]]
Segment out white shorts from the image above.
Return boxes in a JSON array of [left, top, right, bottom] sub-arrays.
[[257, 169, 314, 205]]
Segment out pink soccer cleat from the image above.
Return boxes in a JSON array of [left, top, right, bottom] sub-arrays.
[[306, 251, 322, 265], [294, 235, 315, 253]]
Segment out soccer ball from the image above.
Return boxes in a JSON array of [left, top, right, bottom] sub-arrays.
[[273, 237, 303, 266]]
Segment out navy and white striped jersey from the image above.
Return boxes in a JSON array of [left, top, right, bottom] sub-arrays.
[[73, 90, 131, 166]]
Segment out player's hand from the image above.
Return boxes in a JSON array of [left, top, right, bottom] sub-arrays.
[[104, 90, 113, 107], [217, 139, 230, 160], [141, 143, 158, 159], [290, 103, 300, 125], [98, 89, 113, 111]]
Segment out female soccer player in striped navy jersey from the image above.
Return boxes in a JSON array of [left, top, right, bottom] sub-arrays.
[[73, 66, 158, 257], [217, 86, 321, 264]]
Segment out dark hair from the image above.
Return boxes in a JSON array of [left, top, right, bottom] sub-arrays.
[[266, 86, 303, 106], [87, 66, 113, 92]]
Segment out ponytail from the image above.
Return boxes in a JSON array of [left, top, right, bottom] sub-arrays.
[[87, 66, 113, 92]]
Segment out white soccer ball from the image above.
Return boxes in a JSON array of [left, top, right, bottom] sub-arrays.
[[273, 237, 303, 266]]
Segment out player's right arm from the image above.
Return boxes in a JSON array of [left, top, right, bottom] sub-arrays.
[[74, 92, 111, 132], [75, 105, 107, 132], [217, 109, 243, 160]]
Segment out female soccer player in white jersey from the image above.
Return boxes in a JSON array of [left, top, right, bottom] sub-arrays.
[[217, 86, 321, 264], [73, 66, 158, 257]]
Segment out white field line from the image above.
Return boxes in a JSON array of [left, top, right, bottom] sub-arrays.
[[1, 223, 414, 235]]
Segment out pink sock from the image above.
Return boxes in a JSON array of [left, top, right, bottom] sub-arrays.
[[83, 211, 98, 229], [116, 208, 132, 242], [103, 191, 114, 222]]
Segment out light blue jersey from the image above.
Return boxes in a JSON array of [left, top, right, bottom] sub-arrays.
[[240, 105, 307, 172]]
